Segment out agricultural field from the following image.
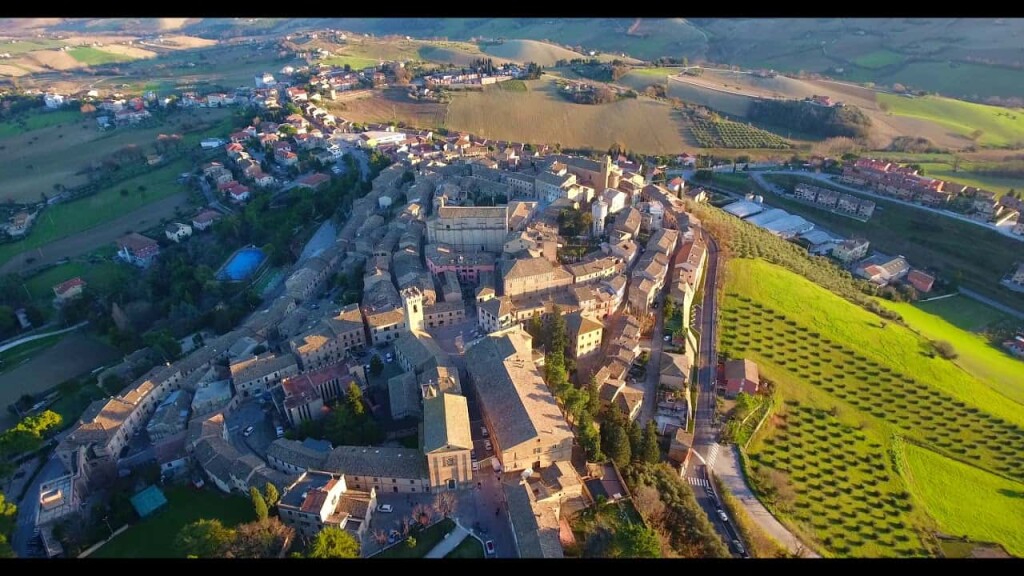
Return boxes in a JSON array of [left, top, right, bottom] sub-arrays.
[[867, 61, 1024, 102], [0, 157, 194, 268], [901, 442, 1024, 557], [720, 259, 1024, 468], [756, 174, 1024, 312], [0, 106, 231, 202], [688, 117, 790, 149], [66, 46, 134, 66], [319, 55, 380, 70], [330, 88, 446, 128], [480, 39, 584, 67], [851, 49, 905, 70], [721, 258, 1024, 556], [878, 299, 1024, 406], [444, 78, 692, 154], [745, 400, 929, 557], [877, 93, 1024, 148], [0, 109, 82, 138]]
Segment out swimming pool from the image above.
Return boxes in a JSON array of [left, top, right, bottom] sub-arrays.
[[217, 247, 267, 282]]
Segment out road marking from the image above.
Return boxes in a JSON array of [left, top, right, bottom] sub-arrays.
[[687, 477, 710, 488]]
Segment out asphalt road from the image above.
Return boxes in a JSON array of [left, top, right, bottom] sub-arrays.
[[11, 454, 66, 558]]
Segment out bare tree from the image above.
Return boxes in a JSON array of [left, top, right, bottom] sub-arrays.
[[433, 491, 457, 519], [633, 485, 666, 527], [372, 529, 388, 547]]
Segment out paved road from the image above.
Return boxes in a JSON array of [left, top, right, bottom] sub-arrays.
[[692, 231, 721, 455], [11, 454, 66, 558], [751, 170, 1024, 243], [714, 446, 820, 558]]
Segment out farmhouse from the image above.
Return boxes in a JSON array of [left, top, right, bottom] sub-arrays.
[[192, 210, 222, 231], [164, 222, 193, 243], [52, 277, 86, 302], [115, 233, 160, 268], [723, 359, 760, 398], [854, 254, 910, 286], [906, 269, 935, 293], [831, 237, 870, 264]]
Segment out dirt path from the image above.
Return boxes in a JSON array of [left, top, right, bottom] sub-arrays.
[[0, 192, 192, 276]]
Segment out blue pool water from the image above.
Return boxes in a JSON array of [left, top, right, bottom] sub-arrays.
[[217, 247, 267, 281]]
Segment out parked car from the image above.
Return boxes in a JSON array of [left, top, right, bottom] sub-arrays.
[[275, 425, 285, 438], [472, 460, 480, 471], [484, 440, 492, 451], [377, 504, 393, 513], [663, 335, 672, 342], [481, 426, 489, 438], [485, 540, 495, 555], [731, 539, 746, 555], [243, 425, 255, 437], [718, 510, 729, 523], [385, 352, 394, 363]]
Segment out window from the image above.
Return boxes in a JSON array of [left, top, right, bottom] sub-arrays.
[[443, 456, 456, 467], [392, 478, 397, 483]]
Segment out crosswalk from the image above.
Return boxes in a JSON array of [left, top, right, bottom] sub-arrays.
[[706, 443, 721, 470], [687, 477, 710, 488]]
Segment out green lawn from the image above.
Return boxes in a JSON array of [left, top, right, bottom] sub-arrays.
[[67, 47, 134, 66], [91, 486, 255, 558], [445, 536, 485, 558], [321, 55, 380, 70], [901, 442, 1024, 557], [913, 295, 1010, 332], [0, 158, 192, 267], [757, 174, 1024, 312], [877, 93, 1024, 148], [0, 334, 64, 375], [0, 39, 65, 55], [720, 258, 1024, 472], [23, 260, 127, 303], [0, 109, 83, 138], [852, 50, 904, 70], [872, 61, 1024, 102], [879, 298, 1023, 405], [376, 518, 455, 558]]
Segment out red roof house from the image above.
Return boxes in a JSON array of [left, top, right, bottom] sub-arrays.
[[723, 359, 759, 398], [53, 277, 86, 301], [906, 269, 935, 294]]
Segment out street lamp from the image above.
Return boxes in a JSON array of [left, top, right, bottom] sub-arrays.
[[102, 516, 114, 539]]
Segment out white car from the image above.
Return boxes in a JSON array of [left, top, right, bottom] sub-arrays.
[[481, 426, 489, 438], [243, 425, 255, 437], [484, 440, 493, 451], [718, 510, 729, 523], [663, 335, 672, 342], [377, 504, 393, 513], [385, 353, 394, 363], [471, 460, 480, 471]]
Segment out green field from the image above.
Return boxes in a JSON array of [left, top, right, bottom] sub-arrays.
[[878, 298, 1024, 406], [852, 50, 905, 70], [0, 39, 65, 55], [0, 158, 191, 267], [0, 109, 83, 138], [877, 93, 1024, 148], [724, 258, 1024, 556], [757, 174, 1024, 312], [322, 55, 380, 70], [22, 260, 127, 304], [92, 486, 254, 558], [720, 258, 1024, 469], [914, 294, 1010, 332], [871, 61, 1024, 102], [902, 442, 1024, 557], [67, 47, 134, 66]]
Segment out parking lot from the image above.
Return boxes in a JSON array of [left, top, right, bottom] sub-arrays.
[[225, 399, 278, 456]]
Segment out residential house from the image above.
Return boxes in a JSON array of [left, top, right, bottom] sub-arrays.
[[115, 233, 160, 268], [564, 312, 603, 359], [191, 210, 222, 231], [279, 363, 358, 427], [53, 277, 86, 303], [723, 359, 759, 398], [230, 352, 299, 399], [277, 471, 375, 542], [854, 255, 910, 286], [164, 222, 193, 243], [659, 351, 693, 391], [831, 238, 870, 264], [906, 269, 935, 294], [266, 438, 331, 475], [501, 257, 573, 298]]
